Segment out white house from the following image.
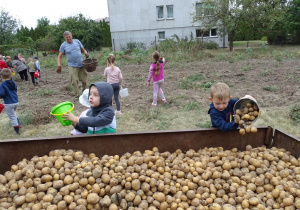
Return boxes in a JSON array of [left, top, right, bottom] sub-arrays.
[[107, 0, 228, 51]]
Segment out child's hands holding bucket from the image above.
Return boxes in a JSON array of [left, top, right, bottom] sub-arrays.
[[63, 111, 79, 124]]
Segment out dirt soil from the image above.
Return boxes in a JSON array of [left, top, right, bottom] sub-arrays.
[[7, 58, 300, 133]]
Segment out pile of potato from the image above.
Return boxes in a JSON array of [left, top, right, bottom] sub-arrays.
[[0, 145, 299, 210], [234, 102, 260, 135]]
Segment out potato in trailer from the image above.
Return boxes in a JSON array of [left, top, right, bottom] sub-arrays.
[[0, 127, 300, 209], [0, 126, 299, 174]]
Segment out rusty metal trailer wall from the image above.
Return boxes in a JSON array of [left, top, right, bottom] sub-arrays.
[[273, 129, 300, 158], [0, 127, 274, 174]]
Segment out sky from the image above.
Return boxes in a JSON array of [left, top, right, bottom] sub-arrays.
[[1, 0, 109, 29]]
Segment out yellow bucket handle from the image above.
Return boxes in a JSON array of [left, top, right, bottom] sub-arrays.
[[50, 103, 74, 116]]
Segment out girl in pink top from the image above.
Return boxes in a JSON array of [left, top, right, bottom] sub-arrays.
[[147, 51, 166, 107], [104, 54, 123, 114]]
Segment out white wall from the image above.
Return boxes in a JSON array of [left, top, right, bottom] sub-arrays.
[[108, 0, 228, 51]]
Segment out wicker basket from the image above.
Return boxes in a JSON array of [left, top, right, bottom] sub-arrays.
[[82, 58, 98, 72]]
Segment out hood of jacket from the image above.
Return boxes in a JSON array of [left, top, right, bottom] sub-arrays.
[[3, 80, 17, 91], [87, 82, 113, 116]]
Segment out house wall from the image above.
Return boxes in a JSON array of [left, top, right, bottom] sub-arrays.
[[108, 0, 228, 51]]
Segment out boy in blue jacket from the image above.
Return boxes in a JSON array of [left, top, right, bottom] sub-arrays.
[[0, 68, 21, 134], [208, 82, 255, 132], [63, 82, 116, 134]]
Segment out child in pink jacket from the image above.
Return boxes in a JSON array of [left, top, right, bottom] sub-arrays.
[[147, 51, 166, 107]]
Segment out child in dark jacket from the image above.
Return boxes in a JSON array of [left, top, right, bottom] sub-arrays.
[[208, 82, 255, 132], [63, 82, 116, 134], [0, 68, 21, 134]]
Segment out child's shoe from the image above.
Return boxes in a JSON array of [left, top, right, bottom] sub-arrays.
[[115, 111, 122, 115], [162, 98, 167, 103], [14, 126, 20, 135], [152, 103, 157, 107]]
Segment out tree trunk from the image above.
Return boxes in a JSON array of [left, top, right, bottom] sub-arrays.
[[247, 30, 249, 48], [229, 36, 234, 51]]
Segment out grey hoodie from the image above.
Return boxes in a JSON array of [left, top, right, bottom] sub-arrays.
[[75, 82, 115, 133]]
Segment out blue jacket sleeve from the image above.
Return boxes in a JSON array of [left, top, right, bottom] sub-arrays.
[[79, 107, 114, 127], [210, 110, 239, 132], [0, 84, 5, 99]]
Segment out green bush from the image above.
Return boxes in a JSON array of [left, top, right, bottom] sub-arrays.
[[260, 42, 269, 50], [121, 41, 147, 53], [261, 36, 268, 41], [203, 41, 218, 49], [289, 104, 300, 124]]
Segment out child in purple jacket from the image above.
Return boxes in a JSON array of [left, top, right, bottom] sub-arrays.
[[147, 51, 166, 107]]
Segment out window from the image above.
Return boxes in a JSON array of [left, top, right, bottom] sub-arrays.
[[196, 2, 213, 16], [196, 29, 209, 37], [158, 32, 165, 40], [196, 29, 218, 38], [167, 5, 174, 19], [196, 3, 203, 16], [211, 29, 217, 37], [157, 6, 164, 19]]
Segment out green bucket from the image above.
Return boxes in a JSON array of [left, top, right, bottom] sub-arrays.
[[50, 101, 75, 126]]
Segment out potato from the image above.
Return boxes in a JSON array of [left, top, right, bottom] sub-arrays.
[[87, 193, 100, 204], [132, 179, 141, 191], [235, 109, 242, 116], [249, 115, 256, 121], [244, 114, 250, 120], [209, 203, 221, 210], [245, 126, 251, 133], [239, 129, 246, 135], [249, 197, 259, 205], [251, 127, 257, 133], [13, 195, 25, 206], [101, 174, 110, 184], [64, 175, 73, 185], [64, 195, 73, 204]]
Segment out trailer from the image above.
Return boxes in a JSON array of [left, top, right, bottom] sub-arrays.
[[0, 126, 299, 174]]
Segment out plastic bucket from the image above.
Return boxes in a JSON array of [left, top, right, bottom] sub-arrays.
[[119, 87, 129, 98], [50, 101, 74, 126], [233, 96, 261, 124], [0, 104, 4, 114]]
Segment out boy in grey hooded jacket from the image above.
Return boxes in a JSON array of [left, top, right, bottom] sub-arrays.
[[63, 82, 116, 134]]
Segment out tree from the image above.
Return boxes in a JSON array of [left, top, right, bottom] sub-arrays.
[[52, 14, 103, 51], [35, 17, 50, 40], [192, 0, 288, 51], [99, 20, 111, 47], [0, 8, 19, 45], [287, 0, 300, 43], [16, 26, 31, 44]]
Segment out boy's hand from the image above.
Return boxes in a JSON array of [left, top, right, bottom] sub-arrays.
[[85, 54, 89, 59], [56, 66, 61, 74], [233, 115, 240, 124], [63, 111, 79, 123]]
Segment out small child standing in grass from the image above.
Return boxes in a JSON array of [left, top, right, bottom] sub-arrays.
[[104, 54, 123, 115], [147, 51, 166, 107], [28, 58, 37, 85], [0, 68, 21, 134], [33, 56, 41, 78]]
